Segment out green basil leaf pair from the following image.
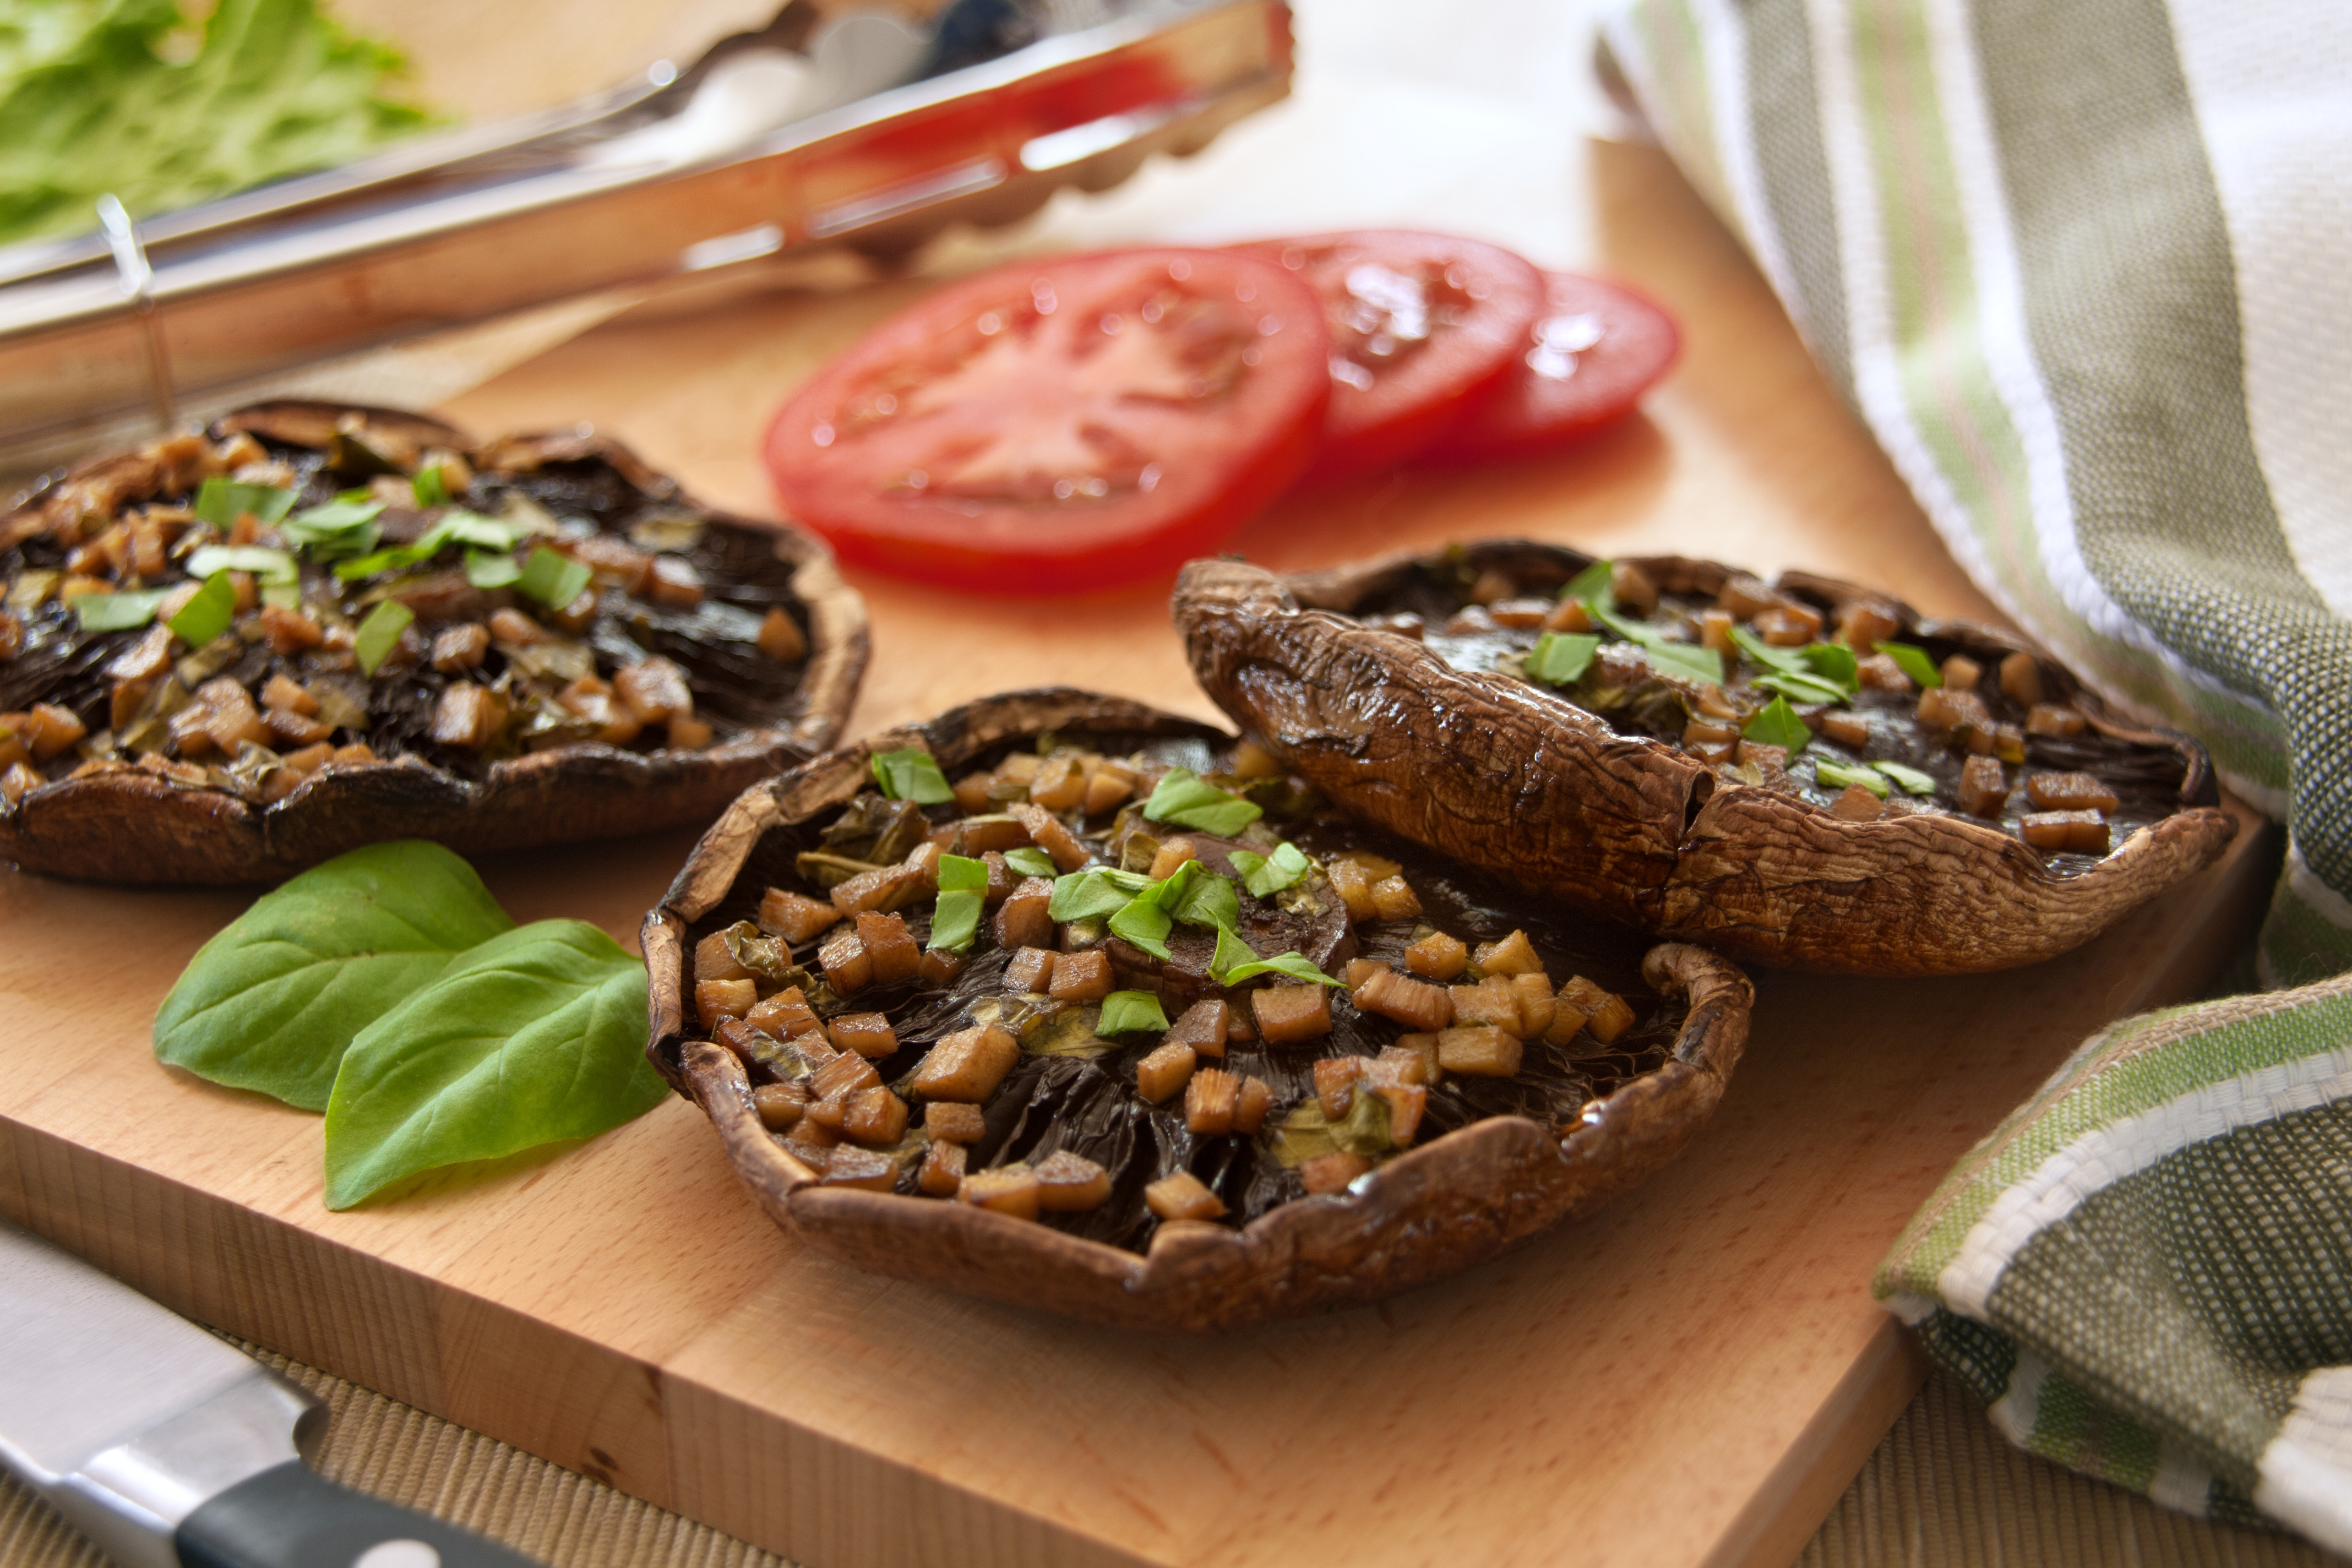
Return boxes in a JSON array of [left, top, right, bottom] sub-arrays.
[[1208, 926, 1345, 989], [1521, 631, 1599, 687], [1875, 641, 1945, 689], [1742, 696, 1811, 755], [1591, 604, 1727, 687], [870, 746, 955, 804], [1097, 990, 1170, 1036], [74, 589, 168, 631], [1730, 625, 1858, 706], [927, 853, 988, 954], [1002, 846, 1059, 879], [1048, 867, 1152, 922], [1227, 841, 1311, 898], [153, 840, 664, 1210], [1874, 759, 1937, 795], [194, 478, 297, 529], [1814, 759, 1890, 797], [1141, 767, 1262, 836]]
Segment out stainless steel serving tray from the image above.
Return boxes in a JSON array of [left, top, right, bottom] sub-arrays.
[[0, 0, 1291, 470]]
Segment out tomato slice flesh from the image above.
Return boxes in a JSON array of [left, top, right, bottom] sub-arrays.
[[1421, 272, 1681, 462], [1239, 230, 1545, 482], [761, 248, 1329, 593]]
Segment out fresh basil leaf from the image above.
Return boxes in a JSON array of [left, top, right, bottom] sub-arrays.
[[1742, 695, 1810, 754], [1873, 759, 1938, 795], [870, 747, 954, 804], [1876, 641, 1943, 689], [1142, 767, 1262, 836], [936, 852, 988, 893], [439, 510, 519, 552], [153, 840, 518, 1112], [517, 546, 592, 608], [1754, 670, 1852, 706], [1228, 841, 1311, 898], [1048, 867, 1150, 922], [1815, 759, 1889, 797], [167, 573, 237, 647], [1560, 558, 1615, 612], [1107, 897, 1173, 960], [1593, 605, 1726, 686], [74, 589, 166, 631], [1172, 867, 1240, 930], [1523, 631, 1600, 685], [184, 545, 298, 584], [1097, 991, 1170, 1035], [353, 600, 413, 677], [1208, 925, 1345, 988], [928, 889, 982, 953], [464, 550, 521, 589], [1003, 847, 1058, 879], [320, 920, 663, 1210], [283, 498, 384, 539], [194, 478, 296, 529], [1801, 641, 1860, 689], [411, 465, 449, 508]]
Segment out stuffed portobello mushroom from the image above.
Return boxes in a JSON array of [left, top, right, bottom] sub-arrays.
[[1174, 543, 2235, 975], [643, 689, 1751, 1332], [0, 401, 867, 882]]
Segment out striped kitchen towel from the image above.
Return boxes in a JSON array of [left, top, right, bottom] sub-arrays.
[[1600, 0, 2352, 1546]]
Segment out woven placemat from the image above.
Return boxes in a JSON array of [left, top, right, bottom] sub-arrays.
[[3, 1348, 2334, 1567]]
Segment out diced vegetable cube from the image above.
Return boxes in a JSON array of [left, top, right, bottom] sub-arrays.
[[1558, 977, 1634, 1043], [1299, 1153, 1371, 1195], [613, 657, 692, 722], [918, 1141, 967, 1196], [917, 949, 968, 987], [1148, 837, 1198, 880], [695, 978, 756, 1028], [1252, 982, 1332, 1043], [911, 1025, 1020, 1101], [1369, 875, 1422, 921], [1376, 1084, 1428, 1147], [1004, 946, 1055, 993], [828, 1012, 898, 1059], [1544, 598, 1593, 634], [1438, 1025, 1522, 1077], [1403, 930, 1468, 980], [1186, 1068, 1240, 1136], [1754, 604, 1821, 646], [745, 986, 819, 1041], [1855, 653, 1914, 693], [960, 1166, 1042, 1220], [1836, 601, 1902, 650], [1818, 711, 1871, 749], [752, 1084, 807, 1131], [1353, 966, 1453, 1032], [812, 1052, 882, 1102], [855, 910, 919, 983], [2026, 703, 2087, 737], [695, 929, 756, 987], [1234, 1075, 1274, 1134], [1941, 654, 1982, 690], [2021, 810, 2110, 854], [994, 876, 1055, 951], [817, 926, 872, 993], [2026, 771, 2120, 813], [1830, 784, 1885, 821], [1958, 755, 2010, 817], [1144, 1170, 1226, 1222], [1369, 1045, 1429, 1087], [757, 606, 807, 662], [1314, 1057, 1364, 1119], [1082, 768, 1133, 815], [1448, 979, 1521, 1034], [1473, 929, 1544, 977], [758, 888, 841, 943], [429, 684, 509, 749], [1324, 858, 1378, 923], [1035, 1151, 1112, 1211], [1163, 999, 1231, 1058], [1048, 949, 1114, 1001], [1511, 972, 1556, 1037], [924, 1102, 986, 1144], [1008, 803, 1088, 872], [822, 1147, 897, 1191], [841, 1086, 910, 1146], [1136, 1040, 1197, 1103]]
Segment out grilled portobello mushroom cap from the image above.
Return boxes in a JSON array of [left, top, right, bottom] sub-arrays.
[[1173, 542, 2234, 975], [644, 688, 1751, 1331], [0, 401, 866, 882]]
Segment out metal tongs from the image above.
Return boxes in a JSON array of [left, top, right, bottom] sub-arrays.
[[0, 0, 1292, 471]]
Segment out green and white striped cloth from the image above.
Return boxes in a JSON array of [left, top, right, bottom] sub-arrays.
[[1599, 0, 2352, 1547]]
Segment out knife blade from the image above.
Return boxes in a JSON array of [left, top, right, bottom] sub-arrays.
[[0, 1217, 538, 1568]]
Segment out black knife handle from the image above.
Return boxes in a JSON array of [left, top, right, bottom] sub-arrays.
[[175, 1461, 540, 1568]]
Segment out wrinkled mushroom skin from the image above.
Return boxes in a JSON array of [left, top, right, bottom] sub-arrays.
[[0, 401, 867, 883], [1175, 546, 2236, 976], [643, 689, 1752, 1332]]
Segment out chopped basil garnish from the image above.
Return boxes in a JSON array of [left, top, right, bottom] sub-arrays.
[[1872, 759, 1937, 795], [1142, 767, 1262, 836], [1523, 630, 1599, 686], [184, 544, 297, 584], [935, 853, 988, 892], [1741, 695, 1810, 755], [353, 600, 414, 677], [1876, 641, 1943, 689], [464, 551, 521, 589], [1815, 759, 1889, 797], [1048, 867, 1151, 922], [928, 890, 982, 953], [870, 747, 954, 804], [1730, 626, 1854, 705], [1560, 558, 1615, 612], [73, 589, 166, 631], [1107, 896, 1174, 959], [1097, 990, 1170, 1035], [1208, 925, 1344, 988], [1592, 604, 1726, 686], [1003, 847, 1058, 879], [516, 545, 592, 608], [166, 573, 237, 647], [411, 465, 450, 508], [193, 478, 296, 529], [1228, 841, 1311, 897], [280, 498, 385, 552]]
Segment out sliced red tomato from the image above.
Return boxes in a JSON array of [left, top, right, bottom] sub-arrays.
[[761, 248, 1329, 593], [1420, 272, 1681, 463], [1235, 230, 1545, 482]]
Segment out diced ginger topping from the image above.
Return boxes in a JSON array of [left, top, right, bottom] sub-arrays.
[[1448, 978, 1520, 1035], [260, 673, 318, 716], [1753, 603, 1820, 647], [259, 606, 324, 655], [1030, 753, 1087, 812], [1314, 1057, 1363, 1119], [1185, 1068, 1241, 1136], [1555, 977, 1634, 1044], [613, 657, 693, 723], [1836, 600, 1902, 651], [821, 1147, 896, 1191], [1147, 836, 1198, 880], [1377, 1084, 1428, 1147], [1940, 654, 1982, 691], [1049, 949, 1114, 1001], [1438, 1025, 1522, 1077], [924, 1102, 986, 1144], [1003, 945, 1055, 993], [429, 684, 509, 749], [1324, 859, 1378, 923], [1136, 1041, 1197, 1104], [1369, 1045, 1429, 1088], [1855, 653, 1914, 693], [1473, 929, 1544, 977], [816, 925, 872, 993], [1034, 1150, 1113, 1211], [960, 1164, 1042, 1220], [1162, 998, 1231, 1058], [757, 606, 808, 662], [2026, 703, 2087, 737], [2000, 651, 2045, 706], [1353, 966, 1453, 1033], [2026, 771, 2120, 813], [919, 1141, 967, 1196], [1234, 1075, 1273, 1135], [1696, 610, 1734, 654], [1252, 981, 1333, 1044], [3, 761, 43, 804], [1230, 739, 1282, 778], [2021, 810, 2110, 854], [1818, 711, 1871, 749], [1957, 755, 2009, 818], [1369, 874, 1422, 921], [758, 887, 841, 943], [695, 929, 755, 986], [854, 910, 919, 984], [828, 1012, 898, 1059], [1403, 930, 1468, 980], [1830, 785, 1885, 822], [745, 986, 819, 1040], [1511, 972, 1555, 1037], [695, 977, 755, 1029], [752, 1083, 807, 1130], [811, 1051, 881, 1102], [431, 623, 490, 673], [21, 703, 86, 761], [1144, 1170, 1226, 1222], [841, 1086, 910, 1146], [1299, 1153, 1371, 1195], [911, 1024, 1020, 1101], [1007, 802, 1088, 872]]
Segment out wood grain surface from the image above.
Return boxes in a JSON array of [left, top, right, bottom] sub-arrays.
[[0, 1, 2288, 1563]]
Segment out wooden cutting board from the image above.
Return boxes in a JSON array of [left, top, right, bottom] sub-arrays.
[[0, 64, 2283, 1568]]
